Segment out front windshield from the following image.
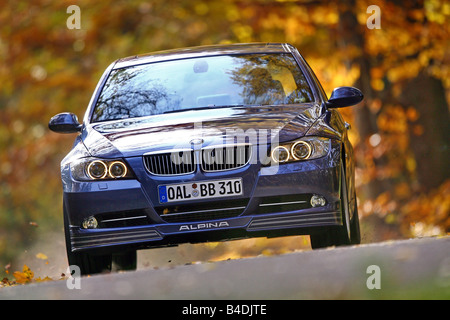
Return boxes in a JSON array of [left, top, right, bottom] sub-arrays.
[[91, 53, 314, 122]]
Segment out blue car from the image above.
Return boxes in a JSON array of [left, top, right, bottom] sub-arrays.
[[49, 43, 362, 274]]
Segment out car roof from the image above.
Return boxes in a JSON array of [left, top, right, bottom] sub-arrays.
[[113, 42, 295, 69]]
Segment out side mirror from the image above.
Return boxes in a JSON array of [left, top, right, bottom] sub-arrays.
[[48, 112, 82, 134], [326, 86, 363, 108]]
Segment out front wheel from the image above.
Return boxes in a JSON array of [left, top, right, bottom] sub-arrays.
[[310, 159, 360, 249], [63, 202, 137, 275], [112, 251, 137, 272]]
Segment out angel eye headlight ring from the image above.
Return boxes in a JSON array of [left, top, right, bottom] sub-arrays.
[[291, 141, 312, 160], [87, 160, 108, 179], [271, 146, 290, 163], [109, 161, 128, 178]]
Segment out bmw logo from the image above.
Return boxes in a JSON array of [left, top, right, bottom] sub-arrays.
[[190, 138, 204, 145]]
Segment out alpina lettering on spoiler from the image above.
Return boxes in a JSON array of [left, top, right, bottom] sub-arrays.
[[179, 222, 230, 231]]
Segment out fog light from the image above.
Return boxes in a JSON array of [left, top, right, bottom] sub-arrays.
[[310, 194, 326, 207], [82, 216, 98, 229]]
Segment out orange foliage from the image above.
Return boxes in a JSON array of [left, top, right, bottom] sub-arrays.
[[401, 180, 450, 236], [13, 265, 34, 284], [0, 0, 448, 270]]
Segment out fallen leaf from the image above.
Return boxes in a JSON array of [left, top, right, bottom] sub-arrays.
[[35, 276, 53, 282], [13, 265, 34, 284], [4, 263, 10, 274], [36, 252, 48, 260]]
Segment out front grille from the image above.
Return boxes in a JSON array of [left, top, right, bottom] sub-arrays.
[[143, 144, 252, 176], [143, 150, 195, 175], [155, 198, 249, 223], [201, 144, 252, 172]]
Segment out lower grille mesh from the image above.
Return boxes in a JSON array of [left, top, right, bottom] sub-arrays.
[[95, 210, 150, 228], [155, 198, 249, 223], [256, 194, 313, 214]]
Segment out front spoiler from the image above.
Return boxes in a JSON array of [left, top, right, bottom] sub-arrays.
[[69, 209, 342, 252]]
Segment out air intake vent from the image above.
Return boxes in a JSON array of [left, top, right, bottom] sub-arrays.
[[95, 209, 150, 228], [256, 194, 313, 214], [155, 198, 249, 223]]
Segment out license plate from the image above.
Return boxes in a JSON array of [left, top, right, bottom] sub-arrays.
[[158, 178, 243, 203]]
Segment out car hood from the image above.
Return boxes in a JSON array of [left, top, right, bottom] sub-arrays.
[[82, 104, 322, 158]]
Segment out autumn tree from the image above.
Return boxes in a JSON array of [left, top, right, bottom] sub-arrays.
[[0, 0, 448, 271]]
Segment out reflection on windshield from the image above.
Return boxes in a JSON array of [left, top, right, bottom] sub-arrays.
[[92, 53, 313, 122]]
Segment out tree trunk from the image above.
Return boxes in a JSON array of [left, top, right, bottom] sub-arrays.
[[399, 71, 450, 191], [337, 0, 385, 198]]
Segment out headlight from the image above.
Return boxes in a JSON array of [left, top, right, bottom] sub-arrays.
[[271, 146, 290, 163], [87, 160, 108, 179], [71, 158, 133, 181], [291, 141, 312, 160], [269, 137, 330, 164], [108, 161, 128, 178]]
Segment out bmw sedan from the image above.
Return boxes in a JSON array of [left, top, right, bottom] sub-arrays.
[[49, 43, 363, 274]]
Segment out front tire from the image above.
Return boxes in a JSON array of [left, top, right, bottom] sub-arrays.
[[64, 205, 112, 275], [112, 251, 137, 272], [63, 202, 137, 275], [310, 159, 359, 249]]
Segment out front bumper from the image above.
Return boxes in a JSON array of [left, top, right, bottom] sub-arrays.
[[68, 210, 341, 252], [63, 142, 343, 253]]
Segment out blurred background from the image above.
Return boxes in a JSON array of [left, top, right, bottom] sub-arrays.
[[0, 0, 448, 278]]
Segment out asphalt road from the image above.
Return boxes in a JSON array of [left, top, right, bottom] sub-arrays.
[[0, 236, 449, 300]]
